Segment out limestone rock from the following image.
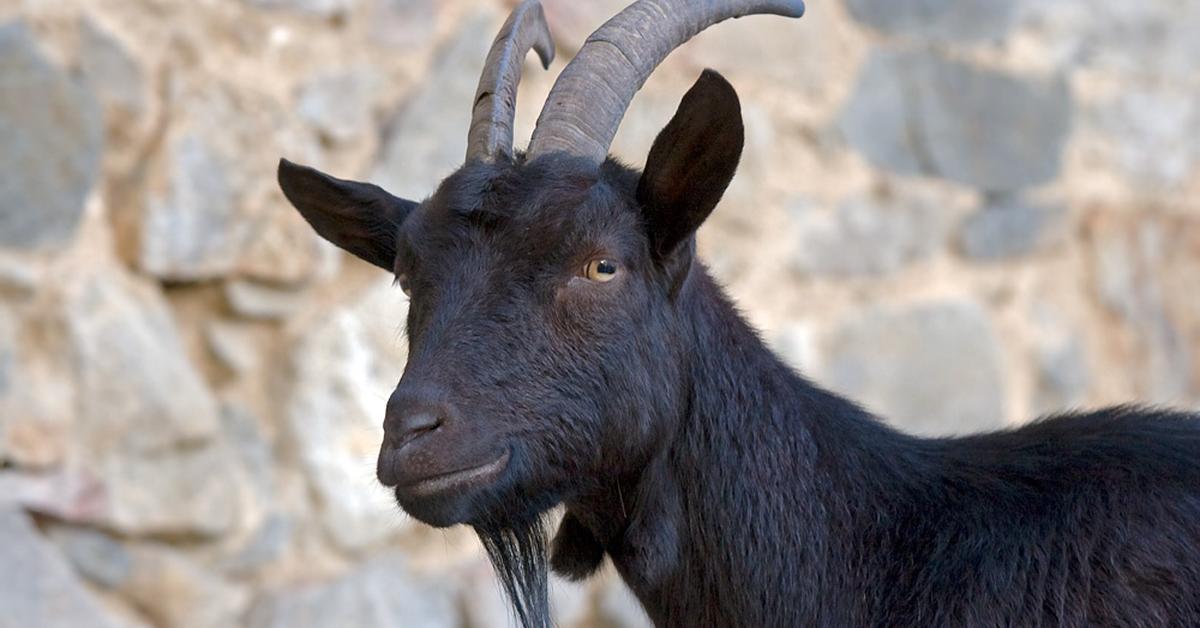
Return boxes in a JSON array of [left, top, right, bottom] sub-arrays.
[[1088, 216, 1193, 402], [0, 306, 74, 469], [957, 199, 1067, 261], [120, 542, 250, 628], [79, 18, 144, 119], [99, 445, 245, 537], [54, 529, 250, 628], [0, 508, 124, 628], [205, 321, 261, 374], [840, 50, 1071, 192], [225, 279, 307, 321], [1022, 1, 1200, 81], [245, 0, 357, 18], [0, 21, 102, 251], [246, 553, 459, 628], [286, 279, 411, 551], [48, 268, 247, 535], [372, 10, 497, 199], [789, 191, 951, 277], [0, 255, 39, 298], [821, 301, 1008, 435], [140, 134, 244, 280], [845, 0, 1020, 43], [297, 68, 382, 144], [1099, 87, 1200, 189], [62, 269, 218, 453], [1033, 337, 1090, 416], [50, 525, 133, 589]]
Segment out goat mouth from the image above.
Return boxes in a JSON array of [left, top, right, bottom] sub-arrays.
[[398, 449, 512, 499]]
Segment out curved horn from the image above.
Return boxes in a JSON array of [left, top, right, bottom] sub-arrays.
[[466, 0, 555, 162], [527, 0, 805, 165]]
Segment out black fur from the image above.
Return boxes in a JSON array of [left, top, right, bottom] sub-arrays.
[[278, 70, 1200, 627]]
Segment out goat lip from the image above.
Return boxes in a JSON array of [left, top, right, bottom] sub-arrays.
[[396, 449, 511, 498]]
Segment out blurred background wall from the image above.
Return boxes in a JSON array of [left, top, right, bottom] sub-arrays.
[[1, 0, 1198, 626]]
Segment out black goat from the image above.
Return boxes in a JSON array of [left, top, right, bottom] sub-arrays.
[[277, 0, 1200, 626]]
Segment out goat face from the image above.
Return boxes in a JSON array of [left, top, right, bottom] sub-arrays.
[[277, 70, 744, 528]]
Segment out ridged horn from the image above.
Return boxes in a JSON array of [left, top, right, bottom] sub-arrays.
[[526, 0, 805, 165], [466, 0, 556, 162]]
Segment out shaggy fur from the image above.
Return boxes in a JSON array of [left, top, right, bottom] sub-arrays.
[[278, 70, 1200, 627]]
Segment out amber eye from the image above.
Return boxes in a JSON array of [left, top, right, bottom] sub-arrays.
[[396, 274, 412, 297], [583, 259, 619, 282]]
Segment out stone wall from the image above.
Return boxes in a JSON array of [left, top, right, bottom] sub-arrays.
[[1, 0, 1198, 626]]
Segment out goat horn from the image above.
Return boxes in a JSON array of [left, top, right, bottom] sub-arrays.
[[466, 0, 556, 163], [526, 0, 804, 165]]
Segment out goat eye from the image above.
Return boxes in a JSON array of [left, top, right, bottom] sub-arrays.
[[583, 259, 619, 282], [396, 274, 412, 297]]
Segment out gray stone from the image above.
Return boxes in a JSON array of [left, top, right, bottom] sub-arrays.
[[49, 526, 133, 589], [1021, 1, 1200, 82], [0, 255, 38, 297], [0, 304, 74, 469], [367, 0, 440, 50], [286, 278, 411, 550], [140, 134, 243, 280], [99, 445, 245, 537], [372, 10, 497, 199], [0, 308, 13, 407], [247, 553, 459, 628], [79, 18, 144, 118], [840, 50, 1071, 192], [225, 279, 307, 320], [838, 51, 922, 177], [116, 542, 250, 628], [53, 268, 248, 535], [62, 269, 219, 454], [297, 68, 382, 144], [1032, 338, 1090, 416], [1099, 87, 1200, 189], [0, 21, 103, 250], [245, 0, 357, 18], [0, 508, 124, 628], [0, 468, 106, 523], [218, 402, 275, 498], [821, 301, 1008, 436], [845, 0, 1020, 43], [1090, 218, 1193, 403], [221, 514, 292, 575], [957, 199, 1067, 261], [789, 191, 951, 277], [205, 321, 260, 374]]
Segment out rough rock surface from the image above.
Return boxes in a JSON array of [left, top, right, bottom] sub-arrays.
[[246, 553, 459, 628], [840, 49, 1071, 192], [0, 508, 124, 628], [845, 0, 1020, 43], [822, 302, 1008, 435], [0, 22, 102, 250]]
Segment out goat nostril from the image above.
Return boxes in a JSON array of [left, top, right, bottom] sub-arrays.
[[398, 412, 443, 446]]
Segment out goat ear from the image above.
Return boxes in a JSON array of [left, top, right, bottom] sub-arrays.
[[637, 69, 743, 260], [277, 159, 416, 271]]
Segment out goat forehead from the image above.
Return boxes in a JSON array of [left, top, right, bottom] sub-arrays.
[[412, 182, 639, 253]]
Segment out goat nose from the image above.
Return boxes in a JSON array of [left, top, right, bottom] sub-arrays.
[[400, 411, 442, 440], [383, 387, 450, 450]]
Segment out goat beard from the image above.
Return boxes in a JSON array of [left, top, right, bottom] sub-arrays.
[[473, 514, 551, 628]]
